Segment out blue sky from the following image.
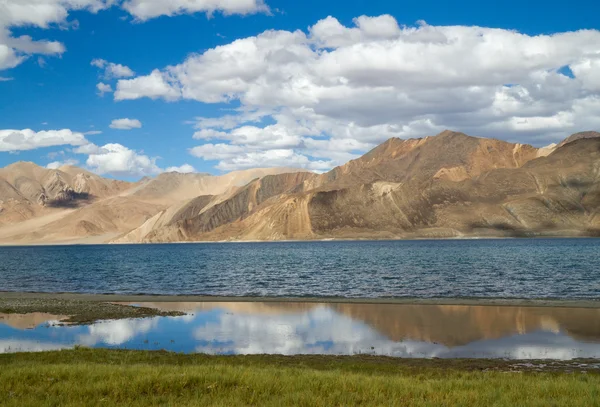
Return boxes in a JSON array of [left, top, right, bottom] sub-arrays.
[[0, 0, 599, 180]]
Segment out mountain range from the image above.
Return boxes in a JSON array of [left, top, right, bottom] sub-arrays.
[[0, 130, 599, 244]]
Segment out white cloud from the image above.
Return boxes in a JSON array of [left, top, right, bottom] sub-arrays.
[[192, 128, 230, 140], [114, 69, 180, 101], [96, 82, 113, 96], [46, 158, 79, 169], [571, 57, 600, 91], [109, 118, 142, 130], [0, 0, 112, 71], [84, 142, 161, 177], [0, 75, 14, 81], [165, 164, 196, 173], [190, 143, 331, 171], [90, 58, 106, 68], [0, 1, 269, 72], [121, 0, 270, 21], [73, 142, 104, 154], [91, 58, 135, 79], [83, 130, 103, 135], [0, 128, 88, 152], [116, 16, 600, 171]]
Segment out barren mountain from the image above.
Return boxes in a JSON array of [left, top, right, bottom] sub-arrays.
[[0, 162, 131, 228], [114, 171, 315, 243], [126, 167, 308, 204], [112, 130, 600, 243], [1, 130, 599, 244], [0, 165, 310, 244], [306, 130, 548, 191], [557, 131, 600, 148]]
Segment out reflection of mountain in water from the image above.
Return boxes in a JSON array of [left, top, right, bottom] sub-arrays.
[[129, 302, 600, 347], [329, 304, 600, 346], [2, 302, 600, 359], [0, 312, 68, 330]]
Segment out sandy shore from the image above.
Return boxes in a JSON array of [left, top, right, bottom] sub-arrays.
[[1, 291, 599, 308]]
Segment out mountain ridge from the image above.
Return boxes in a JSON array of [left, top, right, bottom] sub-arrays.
[[1, 130, 599, 244]]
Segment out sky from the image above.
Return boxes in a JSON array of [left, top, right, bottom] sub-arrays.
[[0, 0, 599, 180]]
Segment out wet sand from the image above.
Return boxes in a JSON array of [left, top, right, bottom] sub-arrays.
[[1, 291, 599, 308]]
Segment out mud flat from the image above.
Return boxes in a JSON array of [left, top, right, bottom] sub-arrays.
[[0, 297, 184, 325]]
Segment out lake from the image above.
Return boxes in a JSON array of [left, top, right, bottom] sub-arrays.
[[1, 239, 600, 299], [2, 302, 600, 360]]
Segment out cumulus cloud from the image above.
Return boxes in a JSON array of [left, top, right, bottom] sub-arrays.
[[190, 143, 331, 171], [115, 15, 600, 170], [114, 69, 181, 101], [96, 82, 113, 96], [46, 158, 79, 169], [121, 0, 270, 21], [0, 0, 113, 71], [91, 58, 135, 79], [0, 0, 270, 72], [0, 129, 88, 152], [165, 164, 196, 173], [109, 118, 142, 130], [84, 142, 161, 177]]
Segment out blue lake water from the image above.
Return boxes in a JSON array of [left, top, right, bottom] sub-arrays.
[[2, 302, 600, 360], [1, 239, 600, 298]]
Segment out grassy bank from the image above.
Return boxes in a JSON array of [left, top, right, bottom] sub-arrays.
[[1, 349, 599, 406]]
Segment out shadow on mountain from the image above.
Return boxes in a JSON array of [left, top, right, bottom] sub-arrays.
[[46, 192, 92, 208]]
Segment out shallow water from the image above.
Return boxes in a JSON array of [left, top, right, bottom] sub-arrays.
[[1, 239, 600, 298], [2, 302, 600, 360]]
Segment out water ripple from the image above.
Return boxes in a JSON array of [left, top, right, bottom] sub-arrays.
[[0, 239, 599, 298]]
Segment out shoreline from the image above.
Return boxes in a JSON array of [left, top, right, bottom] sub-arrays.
[[1, 235, 599, 247], [1, 291, 599, 308]]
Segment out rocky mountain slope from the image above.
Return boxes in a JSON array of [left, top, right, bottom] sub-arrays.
[[114, 130, 600, 243], [0, 163, 131, 227], [0, 164, 309, 244], [1, 130, 599, 244]]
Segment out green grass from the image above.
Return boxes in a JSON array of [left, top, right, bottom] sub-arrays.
[[1, 349, 599, 406]]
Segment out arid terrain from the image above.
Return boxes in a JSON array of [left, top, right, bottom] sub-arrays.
[[1, 130, 599, 244]]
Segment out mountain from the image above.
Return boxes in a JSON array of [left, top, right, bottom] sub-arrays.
[[1, 130, 599, 244], [114, 130, 600, 243], [557, 131, 600, 148], [0, 164, 310, 244], [0, 162, 131, 227], [113, 171, 315, 243], [307, 130, 546, 190], [125, 167, 308, 204]]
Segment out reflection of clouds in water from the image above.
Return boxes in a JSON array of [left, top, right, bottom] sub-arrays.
[[2, 307, 600, 360], [193, 307, 600, 360], [179, 313, 197, 323], [445, 331, 600, 360], [194, 306, 445, 356], [0, 340, 72, 354], [79, 318, 159, 346]]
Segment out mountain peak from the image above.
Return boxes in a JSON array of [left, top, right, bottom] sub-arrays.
[[3, 161, 41, 170], [558, 131, 600, 148]]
